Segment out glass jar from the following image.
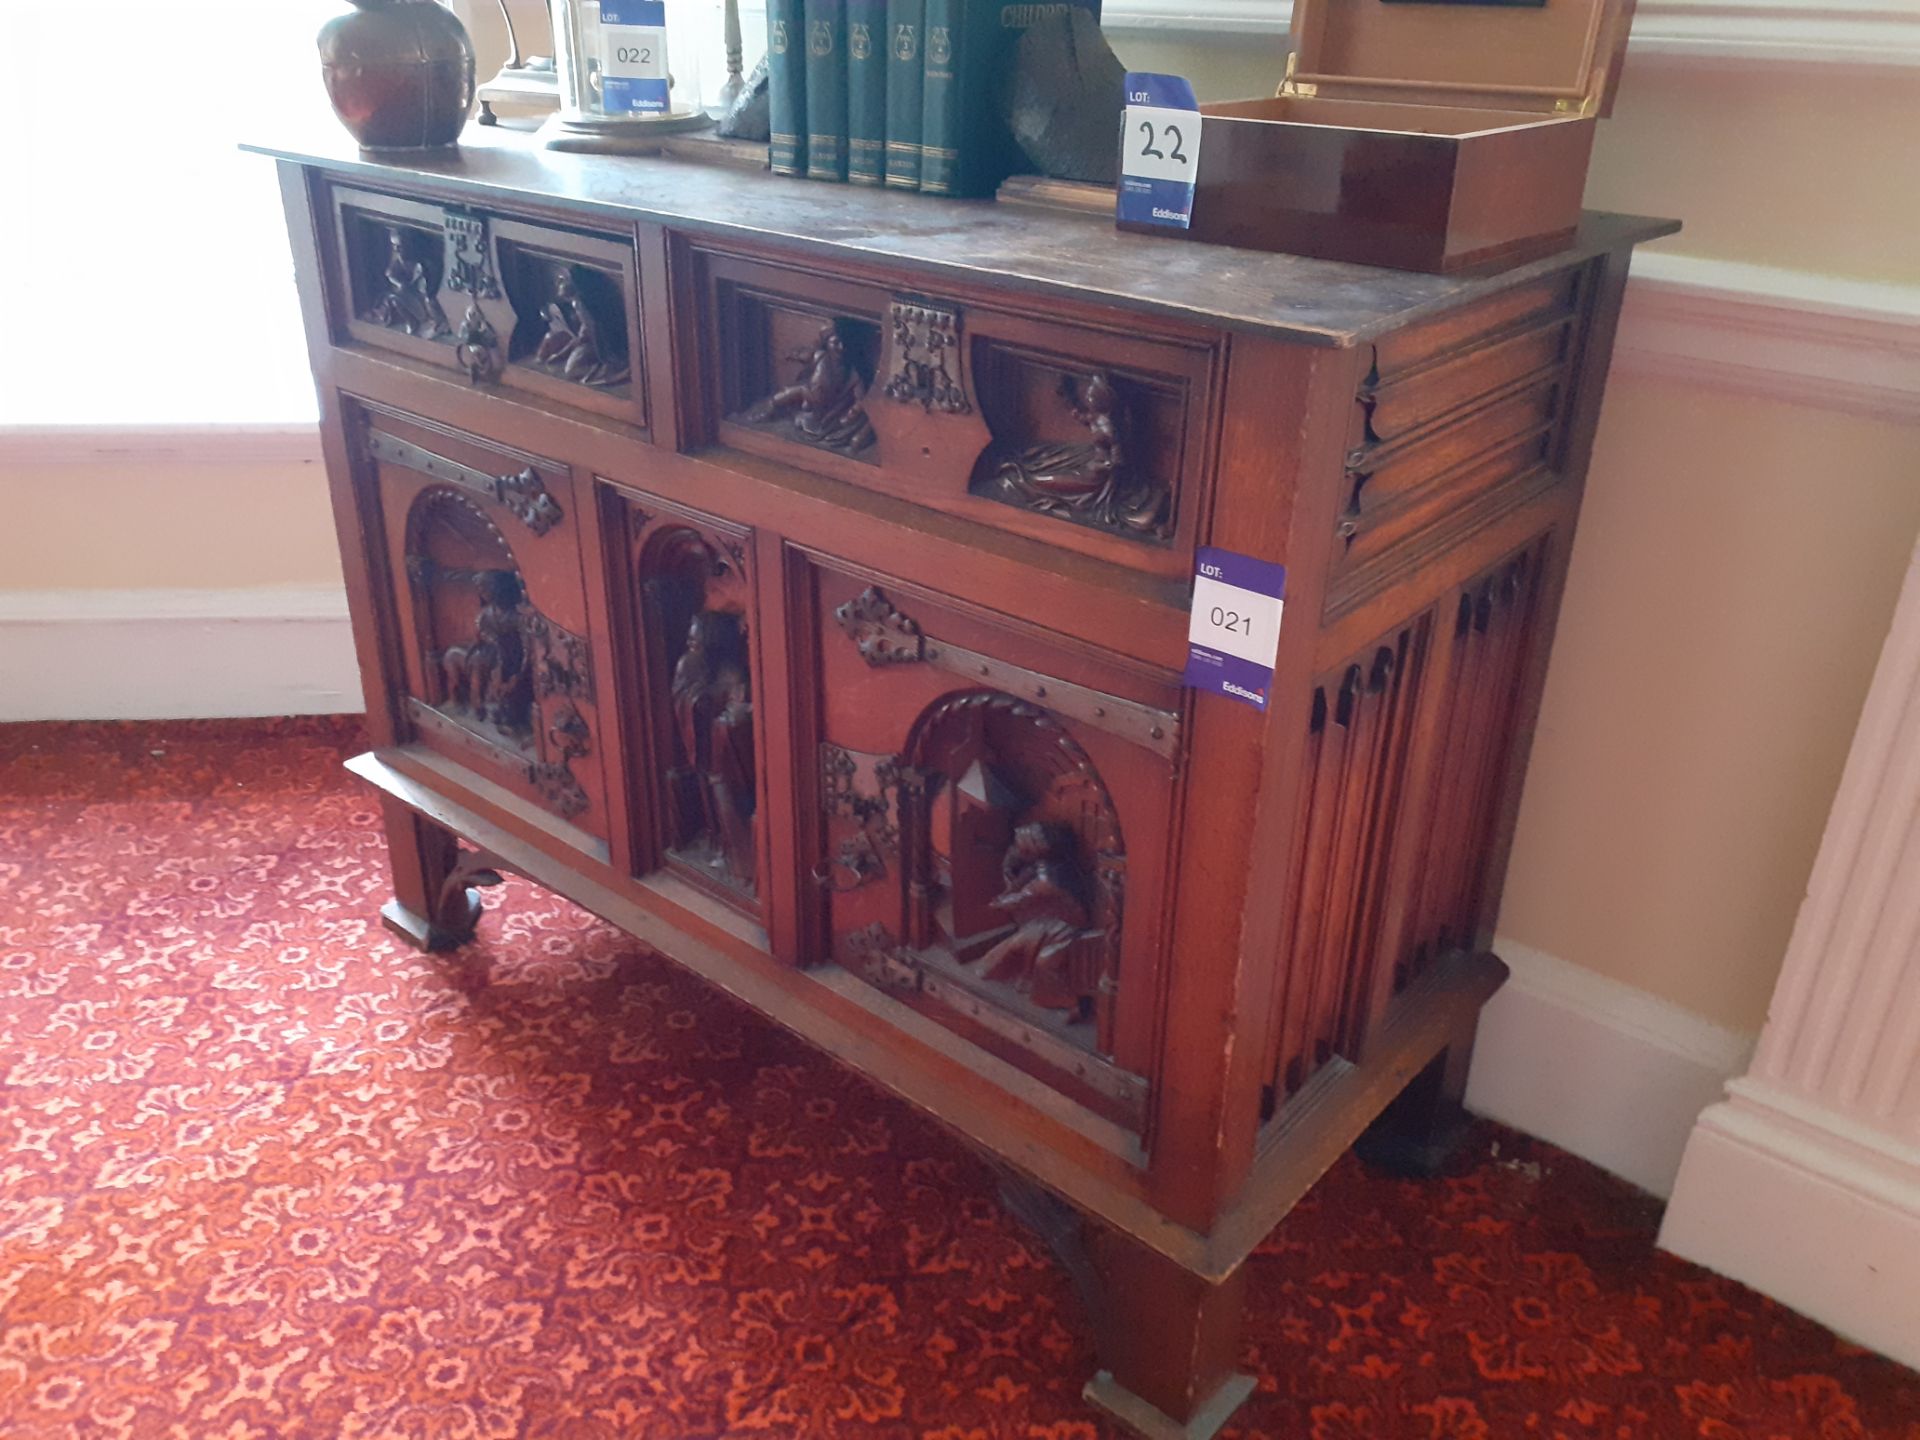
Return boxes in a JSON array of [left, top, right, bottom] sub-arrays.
[[546, 0, 713, 150]]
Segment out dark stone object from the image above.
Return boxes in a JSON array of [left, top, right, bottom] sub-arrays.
[[1002, 9, 1126, 187], [319, 0, 476, 152], [716, 58, 772, 142]]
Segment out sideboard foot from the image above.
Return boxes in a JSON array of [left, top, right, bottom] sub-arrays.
[[990, 1167, 1255, 1439], [1355, 1012, 1479, 1177], [1080, 1229, 1255, 1440], [377, 797, 497, 953], [1084, 1370, 1258, 1440]]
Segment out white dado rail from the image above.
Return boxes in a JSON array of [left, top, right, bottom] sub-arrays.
[[1660, 536, 1920, 1369], [1100, 0, 1920, 68]]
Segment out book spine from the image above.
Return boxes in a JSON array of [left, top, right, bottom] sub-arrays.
[[883, 0, 924, 189], [918, 0, 962, 195], [804, 0, 850, 181], [846, 0, 888, 185], [923, 0, 1105, 198], [767, 0, 808, 175]]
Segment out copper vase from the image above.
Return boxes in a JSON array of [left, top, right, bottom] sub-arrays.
[[319, 0, 477, 152]]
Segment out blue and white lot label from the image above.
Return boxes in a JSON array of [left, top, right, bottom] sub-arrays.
[[600, 1, 671, 114], [1117, 73, 1201, 231], [1184, 547, 1285, 711]]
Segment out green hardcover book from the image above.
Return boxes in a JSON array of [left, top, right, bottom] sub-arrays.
[[883, 0, 924, 189], [918, 0, 964, 196], [846, 0, 888, 185], [922, 0, 1103, 198], [804, 0, 850, 181], [768, 0, 808, 175]]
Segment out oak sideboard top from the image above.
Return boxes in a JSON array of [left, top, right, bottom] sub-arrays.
[[248, 126, 1675, 350]]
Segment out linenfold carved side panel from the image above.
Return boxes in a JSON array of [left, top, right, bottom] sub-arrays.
[[1265, 620, 1429, 1108], [623, 501, 761, 907], [1398, 545, 1546, 989], [1263, 540, 1548, 1117]]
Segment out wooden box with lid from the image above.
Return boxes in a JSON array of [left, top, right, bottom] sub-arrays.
[[1124, 0, 1639, 272], [253, 123, 1672, 1438]]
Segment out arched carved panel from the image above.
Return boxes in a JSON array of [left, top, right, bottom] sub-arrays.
[[900, 691, 1126, 1047], [402, 487, 596, 823], [831, 689, 1127, 1060], [637, 521, 758, 900], [406, 490, 537, 745]]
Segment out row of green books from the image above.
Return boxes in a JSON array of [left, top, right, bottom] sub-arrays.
[[767, 0, 1100, 197]]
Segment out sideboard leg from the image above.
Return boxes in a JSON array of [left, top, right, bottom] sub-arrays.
[[1081, 1229, 1256, 1440], [377, 797, 489, 952], [1355, 1012, 1479, 1177]]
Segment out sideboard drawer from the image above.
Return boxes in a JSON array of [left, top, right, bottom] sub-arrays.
[[694, 245, 1218, 580], [330, 184, 648, 429], [356, 405, 612, 842]]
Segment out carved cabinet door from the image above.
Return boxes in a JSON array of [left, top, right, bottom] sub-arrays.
[[800, 559, 1183, 1132], [605, 489, 766, 921], [358, 405, 612, 842]]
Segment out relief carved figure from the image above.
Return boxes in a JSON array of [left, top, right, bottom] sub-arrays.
[[979, 822, 1105, 1014], [745, 322, 876, 455], [991, 371, 1171, 541], [880, 690, 1127, 1052], [438, 569, 533, 735], [641, 526, 759, 898], [669, 610, 758, 891], [532, 266, 630, 389], [369, 225, 449, 338], [457, 305, 504, 385], [409, 491, 596, 825]]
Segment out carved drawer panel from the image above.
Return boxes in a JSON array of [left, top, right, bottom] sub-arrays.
[[797, 555, 1183, 1130], [356, 404, 611, 842], [1329, 260, 1592, 611], [693, 246, 1217, 579], [604, 488, 765, 920], [1368, 269, 1581, 381], [330, 185, 647, 428]]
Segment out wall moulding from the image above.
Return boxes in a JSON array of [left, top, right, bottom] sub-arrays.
[[1613, 253, 1920, 424], [0, 425, 326, 470], [1098, 0, 1920, 68]]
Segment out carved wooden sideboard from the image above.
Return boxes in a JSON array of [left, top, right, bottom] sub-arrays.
[[260, 128, 1672, 1440]]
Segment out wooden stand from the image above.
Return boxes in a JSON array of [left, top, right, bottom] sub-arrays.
[[257, 126, 1672, 1439]]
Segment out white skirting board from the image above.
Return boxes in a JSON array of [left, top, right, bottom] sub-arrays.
[[1659, 1080, 1920, 1369], [0, 587, 363, 722], [1464, 939, 1755, 1198]]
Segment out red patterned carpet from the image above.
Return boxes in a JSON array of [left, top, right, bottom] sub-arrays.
[[3, 718, 1917, 1440]]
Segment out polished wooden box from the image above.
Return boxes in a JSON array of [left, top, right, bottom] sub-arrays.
[[255, 126, 1672, 1439], [1124, 0, 1639, 272]]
